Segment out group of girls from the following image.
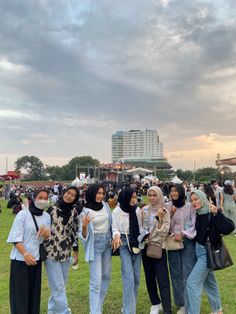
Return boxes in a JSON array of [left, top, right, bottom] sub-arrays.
[[7, 182, 235, 314]]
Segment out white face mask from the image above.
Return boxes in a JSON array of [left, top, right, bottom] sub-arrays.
[[34, 199, 49, 210]]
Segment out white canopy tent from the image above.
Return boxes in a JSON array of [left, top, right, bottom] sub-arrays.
[[71, 177, 82, 187], [72, 176, 95, 186], [142, 174, 159, 182], [124, 167, 153, 176], [171, 175, 183, 184]]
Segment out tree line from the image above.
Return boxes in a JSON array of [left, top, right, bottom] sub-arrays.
[[15, 155, 99, 181], [14, 155, 235, 183]]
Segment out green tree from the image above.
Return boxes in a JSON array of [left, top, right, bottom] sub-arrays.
[[175, 169, 194, 182], [45, 165, 66, 180], [64, 156, 100, 180], [15, 156, 46, 180], [195, 167, 219, 183], [156, 169, 174, 181]]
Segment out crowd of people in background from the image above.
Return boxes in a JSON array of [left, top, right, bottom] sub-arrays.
[[1, 177, 236, 314]]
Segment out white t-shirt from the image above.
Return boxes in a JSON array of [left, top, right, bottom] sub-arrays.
[[87, 206, 110, 233], [112, 205, 142, 238], [7, 209, 51, 261]]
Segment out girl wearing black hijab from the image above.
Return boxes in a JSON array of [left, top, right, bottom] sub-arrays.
[[165, 183, 197, 314], [7, 189, 51, 314], [112, 187, 142, 314], [44, 186, 80, 314], [79, 183, 112, 314]]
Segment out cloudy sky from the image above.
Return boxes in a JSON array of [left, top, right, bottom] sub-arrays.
[[0, 0, 236, 173]]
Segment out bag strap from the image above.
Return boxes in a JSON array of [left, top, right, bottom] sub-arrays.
[[121, 211, 132, 252], [30, 211, 39, 232]]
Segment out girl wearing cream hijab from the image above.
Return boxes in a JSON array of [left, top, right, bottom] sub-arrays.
[[141, 186, 172, 314]]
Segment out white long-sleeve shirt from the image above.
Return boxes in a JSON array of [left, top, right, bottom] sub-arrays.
[[112, 205, 142, 239]]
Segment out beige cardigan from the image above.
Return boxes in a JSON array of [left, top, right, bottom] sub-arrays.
[[144, 206, 170, 249]]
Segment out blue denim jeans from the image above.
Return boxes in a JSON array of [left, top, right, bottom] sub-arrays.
[[120, 234, 142, 314], [168, 238, 196, 308], [44, 258, 71, 314], [89, 232, 112, 314], [186, 242, 222, 314]]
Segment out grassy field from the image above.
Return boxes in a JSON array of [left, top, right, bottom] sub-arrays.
[[0, 199, 236, 314]]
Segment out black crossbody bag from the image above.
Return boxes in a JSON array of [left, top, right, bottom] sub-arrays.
[[206, 213, 233, 271], [30, 212, 47, 261]]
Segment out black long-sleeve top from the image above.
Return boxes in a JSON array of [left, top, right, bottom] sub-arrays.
[[195, 211, 235, 247]]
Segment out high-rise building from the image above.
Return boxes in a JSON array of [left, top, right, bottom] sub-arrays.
[[111, 129, 169, 168], [112, 131, 124, 162]]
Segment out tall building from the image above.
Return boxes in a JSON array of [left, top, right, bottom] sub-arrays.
[[112, 131, 124, 162], [112, 129, 170, 168]]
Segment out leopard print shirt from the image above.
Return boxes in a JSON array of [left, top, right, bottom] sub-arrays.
[[45, 205, 79, 261]]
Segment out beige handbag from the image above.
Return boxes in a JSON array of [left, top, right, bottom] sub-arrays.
[[146, 241, 162, 259], [166, 235, 184, 251]]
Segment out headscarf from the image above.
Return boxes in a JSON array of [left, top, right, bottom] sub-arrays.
[[56, 186, 80, 224], [169, 183, 186, 208], [147, 186, 164, 210], [118, 187, 140, 249], [29, 189, 49, 216], [190, 190, 209, 215], [85, 184, 104, 211]]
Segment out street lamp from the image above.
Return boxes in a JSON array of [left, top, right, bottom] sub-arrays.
[[220, 170, 224, 184]]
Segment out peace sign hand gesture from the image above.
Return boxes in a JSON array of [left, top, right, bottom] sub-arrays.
[[82, 213, 94, 228], [82, 213, 94, 238]]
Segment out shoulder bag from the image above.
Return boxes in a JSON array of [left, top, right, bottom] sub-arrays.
[[146, 211, 162, 259], [30, 212, 47, 261], [206, 213, 233, 271], [166, 233, 184, 250]]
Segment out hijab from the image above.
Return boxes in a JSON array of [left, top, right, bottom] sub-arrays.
[[56, 187, 80, 224], [118, 187, 140, 250], [147, 186, 164, 211], [191, 190, 209, 215], [85, 184, 104, 211], [29, 189, 49, 216], [169, 183, 186, 208]]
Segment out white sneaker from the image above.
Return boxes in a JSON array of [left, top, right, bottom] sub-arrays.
[[177, 306, 186, 314], [150, 304, 162, 314]]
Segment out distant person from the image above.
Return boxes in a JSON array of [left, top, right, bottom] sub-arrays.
[[7, 189, 51, 314], [210, 180, 221, 208], [7, 192, 23, 214], [0, 184, 4, 199], [50, 192, 59, 204], [220, 180, 236, 235], [53, 182, 59, 194]]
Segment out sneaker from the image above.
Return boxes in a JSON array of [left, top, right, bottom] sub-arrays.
[[177, 306, 186, 314], [150, 304, 162, 314]]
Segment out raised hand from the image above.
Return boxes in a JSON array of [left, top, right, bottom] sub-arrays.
[[82, 213, 94, 228]]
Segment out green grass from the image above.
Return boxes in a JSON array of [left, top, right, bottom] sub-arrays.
[[1, 199, 236, 313]]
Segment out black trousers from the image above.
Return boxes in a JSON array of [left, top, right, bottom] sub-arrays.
[[142, 247, 172, 314], [10, 260, 42, 314]]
